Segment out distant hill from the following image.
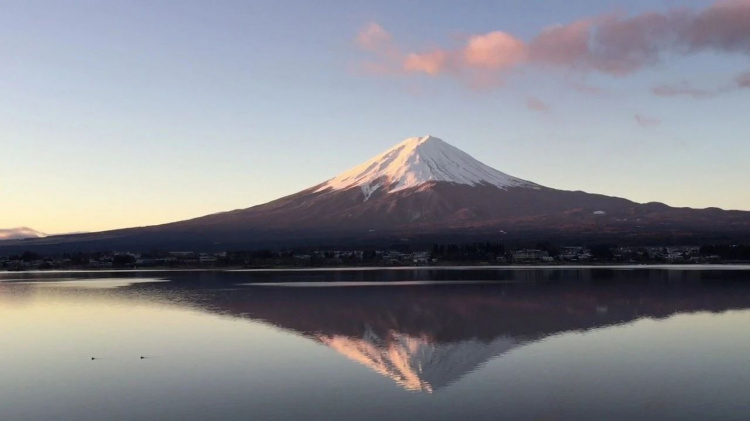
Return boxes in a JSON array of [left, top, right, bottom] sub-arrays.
[[0, 227, 46, 241]]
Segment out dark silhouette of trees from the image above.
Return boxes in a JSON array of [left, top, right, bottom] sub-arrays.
[[431, 242, 506, 261], [590, 245, 615, 260], [113, 254, 136, 266], [700, 244, 750, 261], [20, 251, 41, 262]]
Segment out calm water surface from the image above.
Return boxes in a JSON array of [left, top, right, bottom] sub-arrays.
[[2, 268, 750, 421]]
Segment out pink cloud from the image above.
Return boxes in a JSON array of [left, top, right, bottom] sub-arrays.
[[529, 19, 593, 68], [400, 31, 525, 77], [353, 23, 405, 76], [682, 0, 750, 54], [635, 114, 661, 128], [463, 31, 526, 69], [527, 97, 551, 112], [527, 1, 750, 75], [403, 51, 450, 76], [356, 23, 393, 52], [355, 0, 750, 87], [588, 12, 680, 75]]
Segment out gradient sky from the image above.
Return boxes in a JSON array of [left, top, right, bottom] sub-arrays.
[[2, 0, 749, 234]]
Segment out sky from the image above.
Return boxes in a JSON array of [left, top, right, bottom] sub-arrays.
[[2, 0, 749, 234]]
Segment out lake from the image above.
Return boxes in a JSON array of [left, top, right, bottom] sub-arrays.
[[2, 267, 750, 421]]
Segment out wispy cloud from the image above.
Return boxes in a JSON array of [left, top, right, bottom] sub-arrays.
[[403, 51, 450, 76], [652, 69, 750, 98], [736, 70, 750, 87], [635, 114, 662, 128], [356, 23, 393, 52], [355, 0, 750, 88], [568, 81, 607, 96], [527, 97, 551, 112], [652, 82, 718, 99], [354, 23, 404, 76]]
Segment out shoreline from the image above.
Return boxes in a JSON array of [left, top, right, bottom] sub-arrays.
[[3, 263, 750, 275]]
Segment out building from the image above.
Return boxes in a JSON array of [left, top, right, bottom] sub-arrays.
[[511, 249, 551, 263]]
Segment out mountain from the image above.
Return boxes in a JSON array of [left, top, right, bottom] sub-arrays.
[[2, 135, 750, 252], [0, 227, 46, 241]]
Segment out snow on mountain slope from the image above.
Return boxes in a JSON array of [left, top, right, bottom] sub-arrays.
[[319, 330, 518, 392], [316, 135, 538, 199]]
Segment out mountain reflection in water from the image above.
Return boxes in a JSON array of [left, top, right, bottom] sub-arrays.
[[6, 268, 745, 394], [218, 279, 750, 392], [4, 268, 750, 421]]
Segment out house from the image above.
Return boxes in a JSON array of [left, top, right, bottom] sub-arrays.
[[412, 251, 431, 264]]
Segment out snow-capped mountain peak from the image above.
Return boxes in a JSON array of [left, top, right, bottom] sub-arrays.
[[0, 227, 46, 240], [316, 135, 536, 199]]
